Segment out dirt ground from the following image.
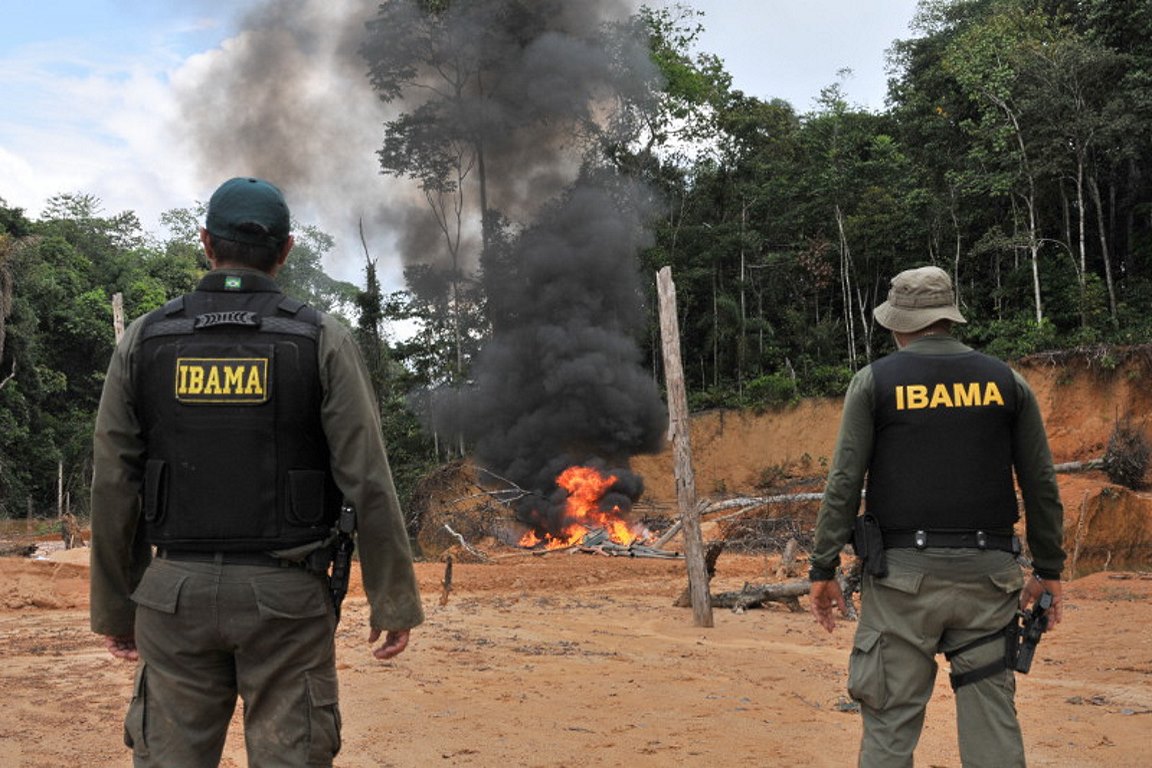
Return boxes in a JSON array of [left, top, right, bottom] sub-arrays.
[[0, 543, 1149, 768], [2, 352, 1151, 767]]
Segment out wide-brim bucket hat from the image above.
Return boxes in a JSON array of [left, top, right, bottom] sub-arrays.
[[873, 265, 967, 333]]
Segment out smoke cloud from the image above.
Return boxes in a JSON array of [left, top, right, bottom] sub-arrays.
[[439, 180, 668, 534], [171, 0, 416, 284], [174, 0, 669, 536]]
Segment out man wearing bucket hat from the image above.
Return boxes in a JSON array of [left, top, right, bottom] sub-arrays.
[[808, 265, 1065, 767], [90, 177, 424, 767]]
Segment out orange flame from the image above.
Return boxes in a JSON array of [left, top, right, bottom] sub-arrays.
[[518, 465, 646, 549]]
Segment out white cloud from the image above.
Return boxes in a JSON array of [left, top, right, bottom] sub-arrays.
[[0, 36, 196, 229]]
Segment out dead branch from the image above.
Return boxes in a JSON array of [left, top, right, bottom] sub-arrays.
[[655, 493, 825, 548], [442, 524, 490, 562], [705, 493, 825, 513], [467, 467, 534, 504], [1053, 458, 1104, 473], [439, 555, 453, 606]]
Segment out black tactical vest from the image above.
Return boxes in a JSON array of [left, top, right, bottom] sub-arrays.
[[133, 272, 340, 551], [865, 348, 1020, 532]]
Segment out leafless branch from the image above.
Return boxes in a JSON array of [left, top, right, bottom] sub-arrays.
[[443, 524, 490, 562]]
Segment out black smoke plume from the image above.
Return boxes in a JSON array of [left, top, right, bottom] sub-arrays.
[[431, 179, 668, 536], [174, 0, 669, 537]]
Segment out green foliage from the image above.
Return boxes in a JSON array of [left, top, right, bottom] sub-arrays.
[[963, 315, 1060, 360], [743, 373, 798, 408], [802, 365, 856, 398]]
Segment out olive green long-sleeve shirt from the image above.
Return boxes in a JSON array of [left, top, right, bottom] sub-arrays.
[[90, 270, 425, 637], [810, 335, 1065, 581]]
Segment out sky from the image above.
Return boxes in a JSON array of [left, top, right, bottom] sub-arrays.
[[0, 0, 922, 288]]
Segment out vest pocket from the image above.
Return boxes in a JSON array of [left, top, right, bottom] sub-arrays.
[[143, 459, 168, 524], [287, 469, 327, 526]]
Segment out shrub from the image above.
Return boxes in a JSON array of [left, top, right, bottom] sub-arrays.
[[1102, 417, 1150, 489], [744, 373, 798, 408]]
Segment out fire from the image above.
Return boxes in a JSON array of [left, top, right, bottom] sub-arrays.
[[518, 465, 646, 550]]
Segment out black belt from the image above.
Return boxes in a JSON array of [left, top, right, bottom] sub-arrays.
[[883, 530, 1020, 553], [155, 549, 301, 567]]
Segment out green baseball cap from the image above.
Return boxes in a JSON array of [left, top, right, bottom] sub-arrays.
[[204, 177, 291, 245]]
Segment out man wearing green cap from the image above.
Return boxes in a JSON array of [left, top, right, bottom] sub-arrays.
[[808, 265, 1065, 767], [90, 177, 425, 767]]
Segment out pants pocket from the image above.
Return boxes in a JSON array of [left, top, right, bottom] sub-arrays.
[[306, 669, 342, 764], [124, 663, 149, 756], [848, 626, 888, 710]]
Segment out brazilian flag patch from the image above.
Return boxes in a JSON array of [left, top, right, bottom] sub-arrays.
[[175, 357, 270, 404], [224, 276, 243, 290]]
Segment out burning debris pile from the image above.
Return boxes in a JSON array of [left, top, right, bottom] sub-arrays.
[[516, 466, 678, 558]]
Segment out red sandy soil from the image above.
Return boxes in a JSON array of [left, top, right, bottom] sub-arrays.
[[2, 352, 1151, 767], [0, 550, 1149, 767]]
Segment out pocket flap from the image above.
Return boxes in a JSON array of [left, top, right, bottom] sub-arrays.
[[875, 571, 923, 595], [251, 574, 330, 620], [307, 669, 340, 708], [130, 565, 187, 614], [853, 625, 883, 654], [989, 567, 1026, 594]]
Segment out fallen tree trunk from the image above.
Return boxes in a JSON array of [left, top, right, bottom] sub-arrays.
[[0, 542, 37, 558], [1052, 458, 1104, 473], [711, 580, 810, 611]]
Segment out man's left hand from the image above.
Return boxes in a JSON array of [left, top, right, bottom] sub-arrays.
[[369, 628, 411, 660], [102, 633, 139, 661]]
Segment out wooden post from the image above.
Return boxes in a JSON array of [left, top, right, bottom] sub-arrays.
[[112, 292, 125, 343], [656, 267, 713, 627]]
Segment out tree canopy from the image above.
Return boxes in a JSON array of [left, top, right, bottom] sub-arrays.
[[4, 0, 1152, 520]]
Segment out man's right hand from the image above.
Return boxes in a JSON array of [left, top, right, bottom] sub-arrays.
[[809, 579, 848, 633], [103, 633, 139, 661]]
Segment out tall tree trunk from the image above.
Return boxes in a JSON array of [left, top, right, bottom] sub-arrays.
[[1076, 153, 1089, 328], [738, 199, 747, 397], [711, 274, 719, 389], [950, 188, 963, 310], [835, 206, 857, 370], [1088, 172, 1118, 325]]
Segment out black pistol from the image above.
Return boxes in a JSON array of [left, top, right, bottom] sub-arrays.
[[1014, 590, 1052, 673], [329, 505, 357, 624]]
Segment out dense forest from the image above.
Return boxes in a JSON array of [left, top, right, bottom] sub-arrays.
[[3, 0, 1152, 522]]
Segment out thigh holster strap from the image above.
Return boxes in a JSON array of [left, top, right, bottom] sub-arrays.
[[945, 625, 1016, 691]]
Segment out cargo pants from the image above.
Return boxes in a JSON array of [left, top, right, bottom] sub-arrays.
[[848, 548, 1026, 768], [126, 557, 341, 768]]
